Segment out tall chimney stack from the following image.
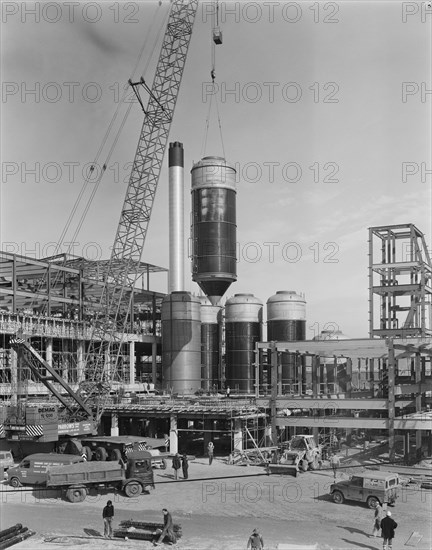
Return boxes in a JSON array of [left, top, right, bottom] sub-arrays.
[[168, 141, 184, 292]]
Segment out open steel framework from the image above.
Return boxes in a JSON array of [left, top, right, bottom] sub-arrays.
[[368, 224, 432, 338], [254, 338, 432, 462]]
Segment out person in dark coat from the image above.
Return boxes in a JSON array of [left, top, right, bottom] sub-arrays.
[[102, 500, 114, 539], [181, 453, 189, 479], [172, 453, 181, 480], [247, 528, 264, 549], [154, 508, 176, 545], [380, 510, 397, 550]]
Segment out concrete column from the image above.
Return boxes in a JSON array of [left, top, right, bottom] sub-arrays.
[[312, 356, 319, 398], [129, 340, 135, 385], [151, 341, 157, 385], [46, 338, 53, 367], [10, 348, 17, 406], [233, 418, 243, 452], [77, 341, 84, 383], [111, 413, 119, 436], [346, 358, 352, 397], [170, 414, 178, 455]]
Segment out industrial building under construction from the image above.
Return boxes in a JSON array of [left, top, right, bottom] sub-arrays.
[[1, 0, 431, 470]]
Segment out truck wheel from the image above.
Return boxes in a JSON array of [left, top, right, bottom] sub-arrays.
[[66, 487, 87, 503], [124, 481, 142, 498], [82, 446, 92, 461], [332, 490, 344, 504], [310, 458, 319, 470], [95, 447, 108, 461], [160, 459, 167, 470], [367, 496, 380, 509], [110, 449, 122, 462], [9, 477, 21, 488], [300, 459, 308, 472]]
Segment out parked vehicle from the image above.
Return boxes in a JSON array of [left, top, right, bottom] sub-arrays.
[[330, 471, 400, 508], [77, 436, 166, 461], [46, 450, 155, 502], [7, 453, 84, 488], [0, 450, 14, 471]]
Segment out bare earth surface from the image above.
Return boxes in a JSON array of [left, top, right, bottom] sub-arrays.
[[1, 458, 431, 550]]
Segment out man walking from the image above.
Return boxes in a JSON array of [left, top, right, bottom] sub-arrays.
[[381, 510, 398, 550], [102, 500, 114, 539], [247, 528, 264, 549], [371, 501, 383, 537], [172, 453, 181, 480], [330, 453, 340, 479], [154, 508, 176, 546], [181, 453, 189, 479], [208, 441, 214, 465]]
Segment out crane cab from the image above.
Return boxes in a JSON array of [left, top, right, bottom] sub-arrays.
[[213, 27, 222, 45]]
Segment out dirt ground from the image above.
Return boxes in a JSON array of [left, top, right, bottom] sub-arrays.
[[1, 457, 431, 550]]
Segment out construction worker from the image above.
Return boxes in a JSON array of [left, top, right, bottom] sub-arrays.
[[172, 453, 181, 480], [330, 453, 340, 479], [247, 528, 264, 550], [102, 500, 114, 539], [208, 441, 214, 465], [154, 508, 176, 546], [380, 511, 398, 550]]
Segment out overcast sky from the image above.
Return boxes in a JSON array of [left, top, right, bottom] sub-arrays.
[[1, 0, 431, 338]]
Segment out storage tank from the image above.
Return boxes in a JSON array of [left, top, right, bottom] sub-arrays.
[[267, 291, 306, 393], [199, 296, 222, 391], [313, 329, 349, 394], [161, 292, 201, 394], [191, 156, 237, 305], [225, 293, 263, 394]]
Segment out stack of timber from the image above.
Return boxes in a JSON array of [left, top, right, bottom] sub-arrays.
[[114, 519, 182, 542], [0, 524, 35, 549]]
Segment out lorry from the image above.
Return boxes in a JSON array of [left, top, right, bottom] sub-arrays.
[[73, 436, 167, 462], [46, 450, 155, 502], [330, 471, 400, 508], [7, 453, 84, 488], [268, 435, 322, 476]]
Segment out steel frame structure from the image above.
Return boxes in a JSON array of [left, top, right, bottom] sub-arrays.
[[368, 224, 432, 338]]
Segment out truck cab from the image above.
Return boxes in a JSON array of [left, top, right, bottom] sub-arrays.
[[330, 471, 400, 508], [126, 451, 155, 488]]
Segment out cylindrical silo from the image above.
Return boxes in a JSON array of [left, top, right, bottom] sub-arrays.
[[191, 156, 237, 305], [225, 293, 263, 394], [200, 296, 222, 391], [313, 329, 349, 394], [267, 291, 306, 393], [161, 292, 201, 394]]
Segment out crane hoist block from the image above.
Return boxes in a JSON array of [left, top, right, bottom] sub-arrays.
[[213, 28, 222, 45]]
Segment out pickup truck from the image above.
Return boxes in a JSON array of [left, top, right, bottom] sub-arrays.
[[46, 451, 154, 502]]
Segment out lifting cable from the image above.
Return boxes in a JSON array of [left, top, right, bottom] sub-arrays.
[[29, 3, 170, 313], [201, 0, 226, 159]]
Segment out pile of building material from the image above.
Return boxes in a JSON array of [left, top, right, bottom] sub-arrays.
[[114, 520, 182, 542], [0, 524, 35, 549]]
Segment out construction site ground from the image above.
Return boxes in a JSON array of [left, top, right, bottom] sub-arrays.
[[1, 443, 431, 550]]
